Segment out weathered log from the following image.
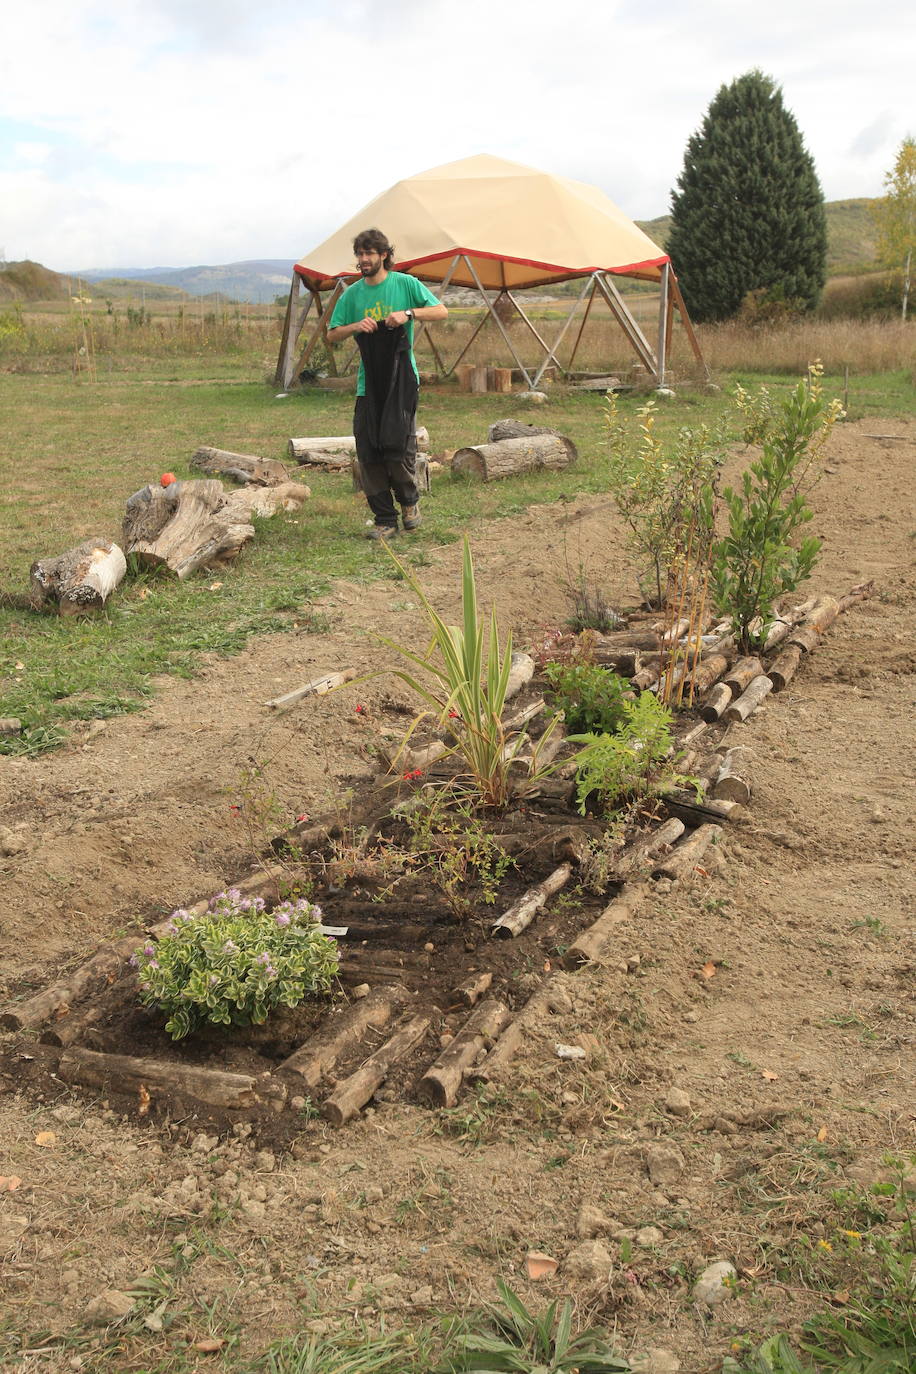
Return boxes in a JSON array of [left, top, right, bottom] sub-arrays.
[[264, 668, 357, 712], [652, 824, 722, 881], [222, 482, 309, 520], [58, 1048, 274, 1110], [724, 674, 773, 723], [191, 447, 289, 486], [468, 978, 570, 1085], [492, 863, 573, 938], [700, 681, 734, 723], [123, 480, 254, 578], [686, 652, 732, 696], [487, 419, 560, 442], [453, 972, 493, 1007], [0, 718, 23, 735], [39, 975, 140, 1048], [289, 428, 428, 462], [452, 434, 578, 481], [509, 776, 577, 807], [322, 1015, 430, 1125], [504, 651, 535, 702], [723, 656, 764, 696], [762, 596, 819, 650], [615, 819, 685, 879], [662, 791, 738, 826], [418, 999, 511, 1107], [787, 596, 840, 652], [564, 887, 643, 967], [712, 747, 754, 805], [30, 539, 126, 615], [278, 987, 405, 1090], [0, 937, 141, 1032], [766, 644, 803, 693], [631, 659, 661, 691], [836, 580, 874, 614], [487, 367, 513, 394]]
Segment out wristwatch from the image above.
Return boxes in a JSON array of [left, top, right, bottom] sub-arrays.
[[405, 309, 414, 320]]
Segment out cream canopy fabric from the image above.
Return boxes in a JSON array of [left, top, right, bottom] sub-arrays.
[[294, 154, 669, 292]]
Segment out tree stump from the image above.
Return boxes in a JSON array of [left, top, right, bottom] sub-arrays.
[[191, 447, 290, 486], [452, 435, 577, 481], [30, 539, 127, 615], [122, 480, 254, 578]]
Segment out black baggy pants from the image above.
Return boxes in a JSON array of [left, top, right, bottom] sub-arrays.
[[353, 395, 419, 529]]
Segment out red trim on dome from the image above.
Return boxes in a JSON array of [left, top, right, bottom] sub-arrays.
[[293, 246, 670, 289]]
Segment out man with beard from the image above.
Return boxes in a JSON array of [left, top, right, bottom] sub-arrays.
[[327, 228, 447, 539]]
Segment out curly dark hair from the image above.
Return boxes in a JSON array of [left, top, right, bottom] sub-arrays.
[[353, 228, 395, 270]]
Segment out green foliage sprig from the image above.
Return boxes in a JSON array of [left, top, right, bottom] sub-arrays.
[[569, 692, 679, 816], [544, 661, 631, 736], [134, 890, 338, 1040], [712, 362, 843, 651]]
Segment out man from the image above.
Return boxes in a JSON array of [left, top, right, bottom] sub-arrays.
[[327, 228, 447, 539]]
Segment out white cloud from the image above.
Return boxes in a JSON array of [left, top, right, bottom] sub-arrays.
[[1, 0, 912, 266]]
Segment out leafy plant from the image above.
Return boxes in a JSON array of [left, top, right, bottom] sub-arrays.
[[134, 890, 339, 1040], [712, 362, 843, 651], [544, 661, 631, 736], [436, 1278, 629, 1372], [605, 393, 724, 607], [568, 692, 679, 815], [379, 538, 524, 808]]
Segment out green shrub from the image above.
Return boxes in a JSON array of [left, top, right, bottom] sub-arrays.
[[544, 661, 631, 736], [569, 692, 678, 815], [133, 890, 339, 1040]]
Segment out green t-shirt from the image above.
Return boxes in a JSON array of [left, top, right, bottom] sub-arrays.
[[329, 271, 440, 396]]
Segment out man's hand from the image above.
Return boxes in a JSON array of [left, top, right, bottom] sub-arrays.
[[384, 310, 410, 328], [354, 316, 378, 334]]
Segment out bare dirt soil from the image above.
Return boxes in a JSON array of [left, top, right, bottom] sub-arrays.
[[1, 418, 914, 1372]]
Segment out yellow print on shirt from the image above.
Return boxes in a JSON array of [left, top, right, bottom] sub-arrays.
[[365, 301, 385, 320]]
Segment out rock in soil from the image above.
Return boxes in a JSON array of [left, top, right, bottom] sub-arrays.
[[692, 1260, 737, 1306]]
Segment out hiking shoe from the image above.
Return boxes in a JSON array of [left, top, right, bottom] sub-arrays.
[[367, 523, 399, 541], [401, 504, 422, 531]]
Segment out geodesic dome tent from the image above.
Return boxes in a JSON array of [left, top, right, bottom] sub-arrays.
[[275, 154, 705, 389]]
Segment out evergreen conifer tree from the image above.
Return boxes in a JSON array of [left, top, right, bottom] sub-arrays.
[[668, 71, 828, 322]]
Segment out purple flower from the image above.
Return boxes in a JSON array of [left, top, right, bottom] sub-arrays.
[[252, 897, 266, 912], [239, 897, 252, 911], [143, 943, 155, 957], [256, 952, 271, 965], [227, 888, 242, 902], [129, 953, 139, 968], [147, 959, 160, 971], [275, 912, 291, 928], [223, 939, 238, 953]]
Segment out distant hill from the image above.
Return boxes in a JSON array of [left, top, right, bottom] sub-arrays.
[[73, 259, 294, 304], [637, 198, 879, 275], [0, 260, 70, 303]]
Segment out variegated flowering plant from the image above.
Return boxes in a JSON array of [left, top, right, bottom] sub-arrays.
[[132, 889, 339, 1041]]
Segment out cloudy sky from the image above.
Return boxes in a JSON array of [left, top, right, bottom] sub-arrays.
[[1, 0, 911, 272]]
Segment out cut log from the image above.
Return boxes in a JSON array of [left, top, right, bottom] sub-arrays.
[[222, 482, 309, 520], [452, 434, 578, 481], [0, 718, 22, 736], [487, 420, 560, 442], [686, 652, 732, 696], [564, 887, 643, 967], [492, 863, 573, 938], [700, 681, 734, 723], [58, 1048, 273, 1110], [289, 432, 428, 461], [712, 747, 754, 805], [652, 823, 722, 881], [264, 668, 357, 712], [468, 978, 569, 1085], [487, 367, 513, 394], [191, 447, 289, 486], [39, 975, 140, 1048], [615, 819, 685, 879], [504, 651, 535, 702], [0, 937, 141, 1032], [723, 674, 773, 723], [453, 972, 493, 1007], [30, 539, 126, 615], [836, 579, 875, 614], [278, 987, 405, 1090], [662, 791, 738, 826], [322, 1014, 430, 1125], [723, 656, 764, 696], [123, 480, 254, 578], [510, 776, 577, 807], [418, 999, 511, 1107], [766, 644, 803, 693], [787, 596, 840, 652]]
